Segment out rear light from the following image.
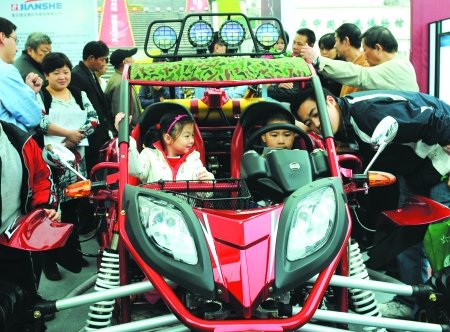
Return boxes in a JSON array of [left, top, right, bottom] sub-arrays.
[[64, 180, 92, 198], [367, 171, 396, 187]]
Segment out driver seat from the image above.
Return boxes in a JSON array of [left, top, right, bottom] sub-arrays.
[[230, 101, 297, 178], [131, 101, 205, 164]]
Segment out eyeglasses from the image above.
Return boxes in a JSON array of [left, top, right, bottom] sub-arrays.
[[8, 35, 19, 44]]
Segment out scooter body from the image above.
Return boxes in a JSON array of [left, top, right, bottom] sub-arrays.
[[28, 12, 450, 332], [118, 175, 350, 331], [0, 209, 73, 251]]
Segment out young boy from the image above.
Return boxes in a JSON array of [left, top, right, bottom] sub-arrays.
[[260, 111, 296, 150]]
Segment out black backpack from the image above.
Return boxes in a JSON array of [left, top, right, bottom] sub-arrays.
[[41, 86, 85, 113], [35, 86, 86, 148]]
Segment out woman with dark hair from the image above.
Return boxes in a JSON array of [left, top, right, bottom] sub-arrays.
[[38, 52, 99, 279], [317, 33, 342, 96], [318, 33, 340, 60]]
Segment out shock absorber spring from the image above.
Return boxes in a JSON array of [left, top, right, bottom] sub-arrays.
[[84, 250, 120, 330], [349, 239, 387, 332]]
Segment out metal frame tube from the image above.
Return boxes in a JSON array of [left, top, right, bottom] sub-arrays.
[[56, 281, 153, 311], [308, 274, 413, 296], [296, 307, 445, 332]]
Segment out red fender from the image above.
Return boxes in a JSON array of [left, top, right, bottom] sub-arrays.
[[0, 209, 73, 251], [383, 194, 450, 226]]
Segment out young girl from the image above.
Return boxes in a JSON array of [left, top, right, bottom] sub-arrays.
[[261, 31, 291, 59], [116, 111, 214, 183]]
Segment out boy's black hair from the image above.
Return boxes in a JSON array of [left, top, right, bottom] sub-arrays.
[[263, 109, 295, 126], [289, 87, 336, 120]]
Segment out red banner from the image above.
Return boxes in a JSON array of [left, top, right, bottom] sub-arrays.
[[99, 0, 135, 47]]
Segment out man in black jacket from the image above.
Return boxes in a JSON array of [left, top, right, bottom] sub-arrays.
[[70, 41, 111, 235], [292, 87, 450, 319], [70, 40, 112, 173]]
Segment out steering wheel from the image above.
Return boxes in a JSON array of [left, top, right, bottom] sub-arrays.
[[244, 123, 314, 152]]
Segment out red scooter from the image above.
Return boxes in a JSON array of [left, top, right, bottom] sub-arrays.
[[34, 100, 450, 332], [29, 13, 450, 331]]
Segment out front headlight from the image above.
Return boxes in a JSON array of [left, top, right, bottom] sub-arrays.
[[139, 196, 198, 265], [287, 186, 335, 260], [275, 177, 348, 292], [124, 185, 215, 298]]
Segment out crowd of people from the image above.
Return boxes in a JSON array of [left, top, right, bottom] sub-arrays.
[[1, 12, 450, 331]]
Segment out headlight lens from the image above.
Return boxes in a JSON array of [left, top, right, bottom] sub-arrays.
[[255, 23, 279, 48], [219, 20, 245, 47], [153, 26, 177, 51], [286, 186, 336, 261], [138, 196, 198, 265], [188, 20, 214, 48]]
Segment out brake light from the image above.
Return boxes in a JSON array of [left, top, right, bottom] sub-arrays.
[[64, 180, 92, 198], [367, 171, 396, 187]]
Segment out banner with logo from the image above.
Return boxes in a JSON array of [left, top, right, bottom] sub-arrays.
[[280, 0, 411, 58], [1, 0, 98, 65], [98, 0, 135, 47]]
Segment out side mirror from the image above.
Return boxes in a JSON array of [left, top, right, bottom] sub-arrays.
[[363, 116, 399, 174], [371, 116, 398, 149], [42, 144, 75, 168], [42, 144, 86, 180]]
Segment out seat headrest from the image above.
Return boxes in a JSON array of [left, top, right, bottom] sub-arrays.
[[239, 101, 295, 131]]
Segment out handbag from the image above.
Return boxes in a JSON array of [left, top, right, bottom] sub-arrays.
[[423, 218, 450, 272]]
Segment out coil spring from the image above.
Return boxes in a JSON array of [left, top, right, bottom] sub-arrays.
[[349, 240, 387, 332], [84, 250, 120, 331]]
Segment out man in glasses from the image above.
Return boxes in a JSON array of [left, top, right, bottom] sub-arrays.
[[0, 17, 42, 133]]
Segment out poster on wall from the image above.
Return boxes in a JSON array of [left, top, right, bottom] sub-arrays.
[[1, 0, 98, 65], [99, 0, 135, 47], [280, 0, 411, 57]]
